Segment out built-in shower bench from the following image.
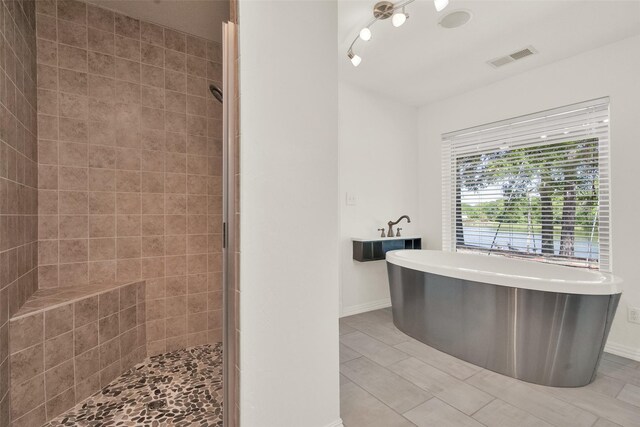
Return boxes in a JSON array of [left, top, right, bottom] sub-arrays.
[[8, 281, 147, 425]]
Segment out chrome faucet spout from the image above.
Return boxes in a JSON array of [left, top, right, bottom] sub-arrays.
[[387, 215, 411, 237]]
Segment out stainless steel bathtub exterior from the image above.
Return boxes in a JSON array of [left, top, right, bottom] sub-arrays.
[[387, 262, 620, 387]]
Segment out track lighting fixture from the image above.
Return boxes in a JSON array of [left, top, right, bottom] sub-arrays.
[[347, 0, 450, 67], [392, 7, 407, 27]]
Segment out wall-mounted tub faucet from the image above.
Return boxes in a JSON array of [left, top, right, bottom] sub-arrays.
[[387, 215, 411, 238]]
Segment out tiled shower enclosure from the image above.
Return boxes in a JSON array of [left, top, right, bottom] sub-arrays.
[[1, 0, 226, 424]]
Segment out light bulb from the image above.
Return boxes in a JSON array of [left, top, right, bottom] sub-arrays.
[[348, 51, 361, 67], [392, 11, 407, 27], [434, 0, 449, 12], [359, 27, 372, 41]]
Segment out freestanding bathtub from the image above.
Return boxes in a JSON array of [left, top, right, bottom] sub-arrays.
[[386, 250, 623, 387]]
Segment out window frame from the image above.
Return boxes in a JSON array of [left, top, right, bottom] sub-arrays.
[[441, 98, 611, 271]]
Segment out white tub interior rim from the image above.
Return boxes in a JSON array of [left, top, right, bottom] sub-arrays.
[[386, 250, 622, 295]]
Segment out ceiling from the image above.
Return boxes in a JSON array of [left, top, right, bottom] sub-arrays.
[[86, 0, 229, 42], [338, 0, 640, 106]]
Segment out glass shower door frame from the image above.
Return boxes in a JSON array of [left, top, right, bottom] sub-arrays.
[[222, 20, 237, 427]]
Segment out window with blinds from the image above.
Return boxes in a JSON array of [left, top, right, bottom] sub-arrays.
[[442, 98, 610, 271]]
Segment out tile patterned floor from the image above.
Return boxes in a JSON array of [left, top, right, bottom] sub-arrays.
[[44, 344, 223, 427], [340, 308, 640, 427]]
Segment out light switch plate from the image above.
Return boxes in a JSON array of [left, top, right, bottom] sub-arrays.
[[629, 307, 640, 324], [346, 193, 358, 206]]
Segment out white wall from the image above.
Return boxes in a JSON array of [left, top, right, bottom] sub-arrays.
[[238, 1, 341, 426], [418, 35, 640, 359], [339, 82, 419, 316]]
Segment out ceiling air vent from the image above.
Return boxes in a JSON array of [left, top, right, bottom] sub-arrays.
[[488, 46, 537, 68]]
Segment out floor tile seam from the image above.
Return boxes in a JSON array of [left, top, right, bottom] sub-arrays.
[[529, 380, 640, 424], [346, 319, 413, 346], [385, 354, 496, 402], [342, 377, 421, 427], [464, 371, 601, 427], [390, 342, 480, 381], [603, 356, 640, 370], [339, 332, 411, 362], [615, 384, 640, 409], [343, 317, 408, 335], [466, 396, 496, 418], [402, 395, 492, 427], [342, 355, 436, 417]]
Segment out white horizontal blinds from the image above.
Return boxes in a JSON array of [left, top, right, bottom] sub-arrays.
[[442, 98, 610, 271]]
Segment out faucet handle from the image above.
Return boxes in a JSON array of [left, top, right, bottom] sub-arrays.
[[377, 228, 386, 238], [396, 228, 402, 237]]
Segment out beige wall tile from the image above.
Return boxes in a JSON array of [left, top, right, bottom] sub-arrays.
[[10, 344, 44, 386], [140, 22, 163, 46], [45, 305, 73, 339], [46, 386, 75, 420], [164, 29, 185, 52], [141, 43, 164, 67], [88, 51, 115, 77], [59, 93, 88, 120], [115, 58, 140, 83], [58, 45, 87, 72], [88, 5, 114, 32], [117, 215, 141, 237], [37, 13, 58, 41], [59, 262, 88, 286], [89, 238, 115, 261], [45, 359, 74, 401], [165, 70, 186, 93], [115, 81, 141, 105], [116, 36, 141, 61], [38, 89, 58, 115], [59, 215, 88, 239], [58, 20, 87, 48], [59, 191, 87, 214], [59, 69, 88, 95], [58, 0, 87, 25], [141, 64, 164, 88], [187, 56, 207, 78], [165, 49, 186, 72], [115, 14, 140, 39], [75, 346, 99, 378], [37, 38, 57, 66], [115, 147, 141, 170], [10, 374, 44, 420], [165, 91, 186, 113], [74, 321, 98, 355], [88, 74, 114, 99], [88, 27, 114, 55], [186, 36, 207, 58], [44, 331, 73, 370], [10, 313, 43, 353]]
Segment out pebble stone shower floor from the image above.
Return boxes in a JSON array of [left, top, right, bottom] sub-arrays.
[[44, 344, 223, 427]]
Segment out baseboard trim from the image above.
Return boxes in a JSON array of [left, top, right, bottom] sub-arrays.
[[323, 419, 344, 427], [340, 299, 391, 317], [604, 341, 640, 362]]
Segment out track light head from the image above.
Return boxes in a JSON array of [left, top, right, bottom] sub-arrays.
[[348, 50, 362, 67], [434, 0, 449, 12], [392, 7, 407, 27], [359, 27, 372, 41]]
